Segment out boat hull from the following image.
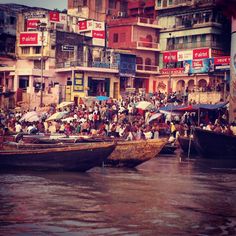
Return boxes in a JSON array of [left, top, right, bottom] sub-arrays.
[[178, 136, 197, 155], [194, 128, 236, 159], [107, 139, 167, 168], [0, 143, 115, 172]]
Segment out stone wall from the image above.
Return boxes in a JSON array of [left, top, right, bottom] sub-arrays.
[[188, 91, 223, 104]]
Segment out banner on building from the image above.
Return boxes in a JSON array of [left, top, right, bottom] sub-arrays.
[[78, 20, 106, 46], [26, 19, 40, 30], [118, 54, 136, 77], [214, 56, 230, 71], [183, 58, 212, 74], [49, 11, 60, 22], [78, 20, 93, 32], [160, 68, 184, 74], [193, 48, 211, 60], [177, 50, 193, 61], [163, 48, 211, 63], [19, 32, 48, 46], [163, 51, 178, 63]]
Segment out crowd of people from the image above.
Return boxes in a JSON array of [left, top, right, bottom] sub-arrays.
[[0, 91, 235, 142]]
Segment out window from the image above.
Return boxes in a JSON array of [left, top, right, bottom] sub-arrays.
[[183, 36, 188, 44], [157, 0, 162, 7], [109, 0, 116, 9], [201, 35, 206, 42], [34, 60, 45, 69], [120, 33, 126, 42], [21, 47, 30, 54], [95, 0, 102, 12], [33, 46, 41, 54], [169, 0, 173, 5], [19, 76, 29, 89], [10, 16, 16, 25], [192, 35, 197, 43], [113, 33, 118, 43]]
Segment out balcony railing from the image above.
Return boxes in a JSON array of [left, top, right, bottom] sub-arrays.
[[136, 64, 159, 73], [108, 16, 160, 28], [167, 41, 223, 50], [56, 60, 118, 69], [136, 41, 160, 51]]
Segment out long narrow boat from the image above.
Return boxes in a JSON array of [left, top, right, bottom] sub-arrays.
[[106, 138, 167, 168], [2, 137, 167, 169], [193, 128, 236, 159], [0, 142, 115, 172], [177, 136, 197, 155]]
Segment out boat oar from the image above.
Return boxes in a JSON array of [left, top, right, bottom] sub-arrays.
[[187, 128, 193, 158]]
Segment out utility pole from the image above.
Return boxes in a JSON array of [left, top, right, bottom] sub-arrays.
[[168, 33, 172, 95], [38, 22, 47, 107]]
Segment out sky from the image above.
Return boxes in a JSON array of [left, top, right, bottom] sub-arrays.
[[0, 0, 67, 10]]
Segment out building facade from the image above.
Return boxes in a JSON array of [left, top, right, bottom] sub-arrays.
[[156, 0, 231, 95]]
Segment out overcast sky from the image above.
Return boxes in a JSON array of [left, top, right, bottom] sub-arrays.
[[0, 0, 67, 10]]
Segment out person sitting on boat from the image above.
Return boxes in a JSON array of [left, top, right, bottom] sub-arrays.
[[230, 122, 236, 135], [27, 124, 37, 134], [213, 124, 223, 133], [15, 122, 22, 133], [223, 125, 234, 136]]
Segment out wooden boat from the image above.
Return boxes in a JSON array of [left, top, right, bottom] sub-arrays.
[[194, 128, 236, 159], [0, 142, 116, 172], [177, 136, 197, 155], [106, 138, 167, 168], [159, 143, 177, 155]]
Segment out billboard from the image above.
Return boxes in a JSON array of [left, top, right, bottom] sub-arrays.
[[49, 11, 60, 22], [26, 19, 40, 30], [74, 72, 84, 92], [183, 58, 212, 74], [19, 32, 48, 46], [118, 54, 136, 77], [214, 56, 230, 71], [163, 48, 211, 63], [163, 51, 178, 63]]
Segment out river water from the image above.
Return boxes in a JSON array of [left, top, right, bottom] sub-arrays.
[[0, 153, 236, 236]]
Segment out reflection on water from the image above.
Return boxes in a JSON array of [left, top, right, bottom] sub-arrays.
[[0, 153, 236, 235]]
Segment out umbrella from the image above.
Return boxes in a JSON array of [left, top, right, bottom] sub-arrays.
[[148, 113, 162, 123], [61, 117, 76, 123], [46, 111, 68, 122], [135, 101, 155, 110], [57, 101, 74, 109], [19, 111, 40, 123], [96, 96, 109, 101]]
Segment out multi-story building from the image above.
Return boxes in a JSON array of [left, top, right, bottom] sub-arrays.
[[0, 4, 28, 109], [156, 0, 231, 96], [2, 5, 120, 109], [107, 0, 162, 94]]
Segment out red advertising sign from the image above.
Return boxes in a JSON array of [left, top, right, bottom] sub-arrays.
[[163, 51, 178, 63], [160, 68, 184, 74], [27, 19, 40, 29], [193, 48, 210, 59], [49, 11, 60, 22], [19, 33, 38, 45], [92, 30, 105, 39], [79, 21, 87, 31], [214, 56, 230, 65], [192, 60, 203, 68]]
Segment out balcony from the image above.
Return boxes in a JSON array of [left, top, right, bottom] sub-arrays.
[[167, 40, 223, 50], [136, 41, 161, 51], [136, 64, 160, 74], [55, 60, 119, 73], [108, 17, 161, 29]]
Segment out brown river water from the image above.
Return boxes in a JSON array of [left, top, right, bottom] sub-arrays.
[[0, 152, 236, 236]]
